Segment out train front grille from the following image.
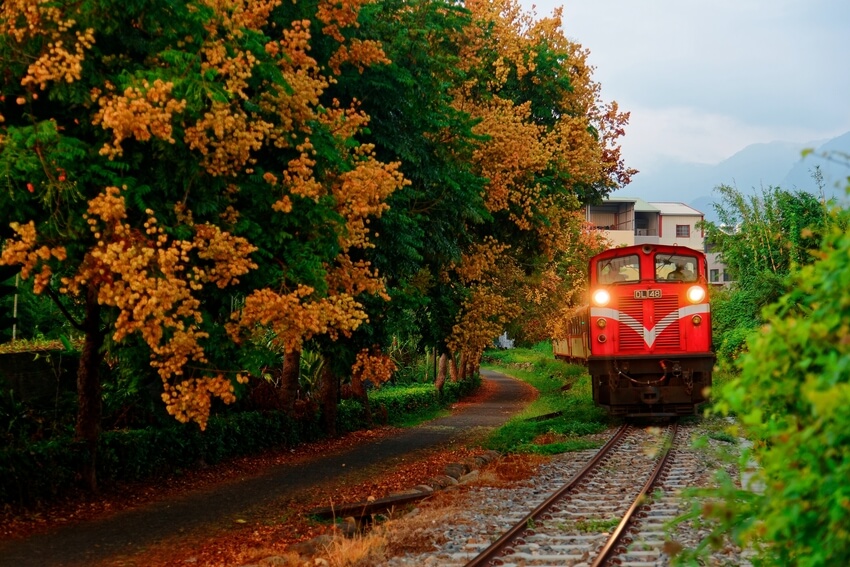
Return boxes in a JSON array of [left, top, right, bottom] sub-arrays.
[[653, 296, 681, 349], [617, 296, 681, 351], [618, 297, 645, 350]]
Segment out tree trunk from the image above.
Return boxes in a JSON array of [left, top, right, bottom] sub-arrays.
[[466, 351, 479, 378], [458, 351, 468, 381], [317, 361, 338, 436], [281, 349, 301, 410], [350, 371, 372, 424], [448, 351, 459, 382], [75, 283, 105, 494], [435, 353, 448, 393]]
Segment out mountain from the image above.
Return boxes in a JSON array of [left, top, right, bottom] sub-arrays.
[[782, 130, 850, 199], [620, 132, 850, 223]]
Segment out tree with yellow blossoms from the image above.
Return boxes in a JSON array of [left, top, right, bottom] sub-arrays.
[[0, 0, 402, 489], [326, 0, 632, 381], [439, 0, 633, 371]]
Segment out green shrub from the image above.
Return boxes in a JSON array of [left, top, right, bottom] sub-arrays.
[[440, 374, 480, 401], [337, 398, 368, 434], [0, 439, 87, 505], [369, 376, 479, 426], [696, 206, 850, 566], [715, 324, 756, 363], [0, 409, 322, 506], [1, 373, 480, 507]]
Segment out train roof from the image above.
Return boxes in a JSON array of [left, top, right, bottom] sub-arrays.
[[591, 243, 706, 262]]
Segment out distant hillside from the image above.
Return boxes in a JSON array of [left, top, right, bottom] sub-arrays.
[[625, 140, 812, 204], [782, 130, 850, 199], [621, 131, 850, 223]]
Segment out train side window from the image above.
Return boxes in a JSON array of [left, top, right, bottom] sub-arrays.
[[655, 253, 698, 282], [597, 254, 640, 283]]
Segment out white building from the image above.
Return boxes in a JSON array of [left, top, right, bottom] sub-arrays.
[[651, 202, 705, 249], [585, 197, 734, 285]]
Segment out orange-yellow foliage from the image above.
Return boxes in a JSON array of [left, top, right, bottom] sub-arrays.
[[0, 221, 67, 294], [468, 97, 549, 229], [316, 0, 376, 42], [92, 80, 188, 158], [328, 39, 390, 75], [1, 186, 259, 429], [229, 286, 369, 355], [2, 0, 402, 430], [447, 286, 518, 370], [351, 348, 396, 387], [453, 237, 511, 285], [333, 146, 407, 251], [53, 187, 258, 429], [1, 0, 96, 91], [199, 0, 282, 32], [441, 0, 633, 356]]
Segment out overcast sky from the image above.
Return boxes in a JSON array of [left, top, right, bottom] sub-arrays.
[[517, 0, 850, 173]]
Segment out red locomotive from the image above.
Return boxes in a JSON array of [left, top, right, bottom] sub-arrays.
[[554, 244, 714, 417]]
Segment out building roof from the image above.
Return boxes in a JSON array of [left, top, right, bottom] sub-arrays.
[[598, 196, 659, 212], [650, 202, 704, 216]]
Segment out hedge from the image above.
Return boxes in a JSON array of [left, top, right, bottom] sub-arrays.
[[0, 409, 322, 506], [1, 375, 480, 506], [371, 377, 479, 423]]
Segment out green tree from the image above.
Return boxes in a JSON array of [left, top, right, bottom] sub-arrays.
[[702, 184, 828, 359], [321, 0, 487, 387]]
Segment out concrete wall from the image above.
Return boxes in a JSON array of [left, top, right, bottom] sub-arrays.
[[658, 215, 704, 249]]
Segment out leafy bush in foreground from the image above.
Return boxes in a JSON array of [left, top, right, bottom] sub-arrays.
[[697, 206, 850, 566]]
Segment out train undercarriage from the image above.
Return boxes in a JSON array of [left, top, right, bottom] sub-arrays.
[[589, 353, 714, 417]]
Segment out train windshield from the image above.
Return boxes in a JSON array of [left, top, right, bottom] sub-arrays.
[[655, 253, 698, 282], [597, 254, 640, 284]]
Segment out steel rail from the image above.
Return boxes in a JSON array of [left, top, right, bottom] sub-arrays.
[[590, 422, 679, 567], [463, 423, 631, 567]]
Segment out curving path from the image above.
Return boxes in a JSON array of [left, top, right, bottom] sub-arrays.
[[0, 369, 534, 567]]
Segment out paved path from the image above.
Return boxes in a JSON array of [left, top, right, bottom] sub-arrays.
[[0, 369, 533, 567]]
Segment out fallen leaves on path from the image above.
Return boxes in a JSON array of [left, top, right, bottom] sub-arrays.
[[1, 377, 518, 566]]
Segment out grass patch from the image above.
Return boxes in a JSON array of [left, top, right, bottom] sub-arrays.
[[390, 407, 451, 428], [519, 438, 603, 455], [708, 430, 737, 444], [482, 344, 610, 455]]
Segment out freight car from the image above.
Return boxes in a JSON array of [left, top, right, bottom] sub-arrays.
[[554, 244, 714, 417]]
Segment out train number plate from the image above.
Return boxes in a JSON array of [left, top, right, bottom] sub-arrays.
[[634, 289, 662, 299]]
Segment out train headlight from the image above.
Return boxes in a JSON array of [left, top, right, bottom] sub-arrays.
[[592, 289, 611, 307], [686, 285, 706, 303], [596, 318, 607, 329], [692, 315, 702, 326]]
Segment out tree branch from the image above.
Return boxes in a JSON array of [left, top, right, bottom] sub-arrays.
[[44, 285, 85, 332]]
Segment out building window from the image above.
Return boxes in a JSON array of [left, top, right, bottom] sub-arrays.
[[723, 271, 732, 282], [710, 269, 719, 282], [676, 225, 690, 238]]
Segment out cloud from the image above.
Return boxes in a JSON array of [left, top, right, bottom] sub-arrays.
[[619, 104, 838, 169], [519, 0, 850, 164]]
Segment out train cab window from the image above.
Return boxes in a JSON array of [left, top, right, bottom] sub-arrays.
[[655, 253, 698, 282], [598, 254, 640, 284]]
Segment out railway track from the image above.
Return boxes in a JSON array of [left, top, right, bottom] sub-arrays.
[[463, 423, 681, 567]]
